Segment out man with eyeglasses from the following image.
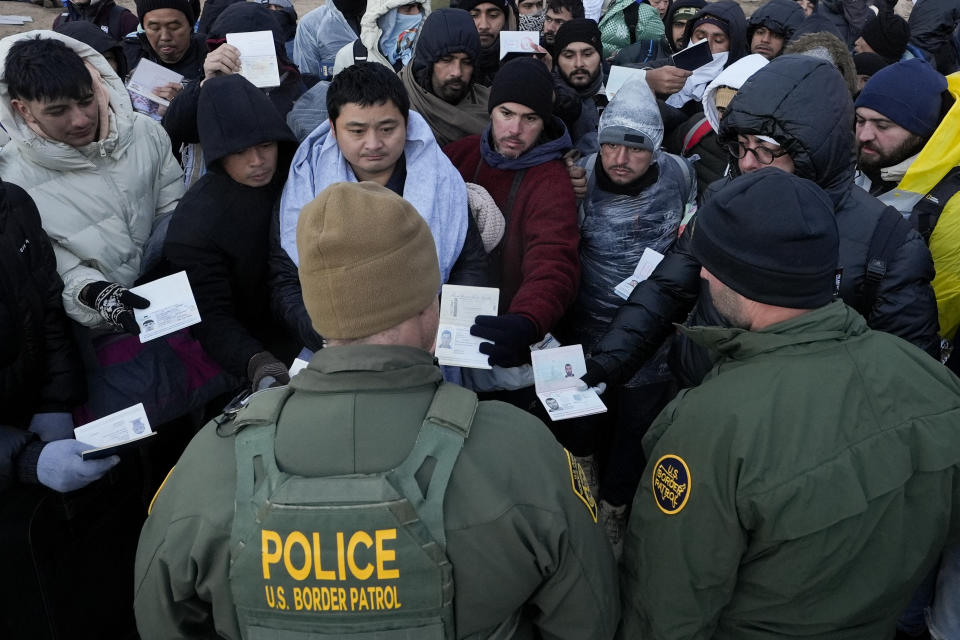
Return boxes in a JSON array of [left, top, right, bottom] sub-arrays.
[[578, 54, 939, 394]]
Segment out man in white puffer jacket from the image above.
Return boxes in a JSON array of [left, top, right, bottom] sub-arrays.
[[0, 31, 185, 333]]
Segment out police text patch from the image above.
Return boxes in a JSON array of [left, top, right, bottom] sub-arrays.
[[652, 454, 691, 515], [565, 450, 598, 523]]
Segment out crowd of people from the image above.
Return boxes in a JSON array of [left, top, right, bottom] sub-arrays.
[[2, 0, 960, 636]]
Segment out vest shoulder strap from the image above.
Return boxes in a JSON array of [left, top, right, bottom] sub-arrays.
[[910, 165, 960, 244], [623, 1, 640, 44], [390, 382, 477, 549]]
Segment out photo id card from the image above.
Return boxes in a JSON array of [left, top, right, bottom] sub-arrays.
[[435, 285, 500, 369]]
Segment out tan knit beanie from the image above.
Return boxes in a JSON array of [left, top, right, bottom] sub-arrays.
[[296, 182, 441, 340]]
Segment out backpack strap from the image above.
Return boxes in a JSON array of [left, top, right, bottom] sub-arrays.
[[390, 382, 478, 550], [910, 165, 960, 244], [681, 116, 712, 156], [352, 37, 368, 63], [856, 205, 911, 319]]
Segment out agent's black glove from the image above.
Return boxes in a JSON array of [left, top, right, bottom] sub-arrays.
[[470, 313, 539, 368], [247, 351, 291, 391], [79, 281, 150, 335], [580, 358, 606, 388]]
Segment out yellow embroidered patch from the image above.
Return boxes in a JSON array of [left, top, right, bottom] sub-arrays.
[[565, 450, 598, 523], [652, 454, 691, 515]]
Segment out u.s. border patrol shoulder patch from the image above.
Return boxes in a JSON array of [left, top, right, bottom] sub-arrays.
[[652, 454, 691, 515], [565, 450, 598, 523]]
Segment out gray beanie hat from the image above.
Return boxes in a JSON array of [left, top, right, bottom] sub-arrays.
[[598, 76, 663, 151]]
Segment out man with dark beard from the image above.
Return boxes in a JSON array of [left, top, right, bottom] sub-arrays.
[[854, 60, 946, 198], [553, 19, 605, 154], [399, 8, 491, 146]]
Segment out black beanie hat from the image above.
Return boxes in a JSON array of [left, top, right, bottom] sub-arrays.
[[457, 0, 510, 13], [691, 168, 839, 309], [489, 57, 554, 122], [853, 51, 889, 77], [555, 18, 603, 55], [859, 11, 910, 63], [136, 0, 195, 24]]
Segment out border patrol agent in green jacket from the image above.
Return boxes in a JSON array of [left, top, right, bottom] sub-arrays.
[[134, 182, 619, 640], [620, 169, 960, 639]]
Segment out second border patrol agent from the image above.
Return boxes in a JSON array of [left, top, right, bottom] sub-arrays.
[[619, 168, 960, 639], [133, 181, 619, 640]]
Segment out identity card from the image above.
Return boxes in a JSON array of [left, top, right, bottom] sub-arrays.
[[75, 403, 155, 460], [435, 285, 500, 369], [532, 345, 607, 421], [614, 247, 666, 300], [130, 271, 202, 343]]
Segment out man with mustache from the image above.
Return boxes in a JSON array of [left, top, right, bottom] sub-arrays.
[[553, 18, 606, 154], [746, 0, 804, 60], [399, 8, 491, 147], [563, 75, 696, 556], [444, 57, 580, 401]]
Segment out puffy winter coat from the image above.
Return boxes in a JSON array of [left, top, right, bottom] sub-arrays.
[[0, 181, 85, 491], [588, 55, 939, 386], [0, 30, 186, 328], [52, 0, 139, 44], [746, 0, 805, 45]]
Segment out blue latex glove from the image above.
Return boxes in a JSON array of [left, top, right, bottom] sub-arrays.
[[37, 440, 119, 493], [28, 412, 75, 442]]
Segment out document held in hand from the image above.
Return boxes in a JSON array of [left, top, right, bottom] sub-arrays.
[[75, 403, 156, 460], [127, 59, 184, 106], [435, 285, 500, 369], [227, 30, 281, 88], [499, 30, 541, 59], [532, 345, 607, 421], [130, 271, 202, 343], [614, 247, 666, 300]]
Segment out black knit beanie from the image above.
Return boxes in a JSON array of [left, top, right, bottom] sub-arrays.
[[691, 168, 839, 309], [859, 11, 910, 63], [488, 56, 554, 122], [136, 0, 195, 24], [456, 0, 510, 13], [555, 18, 602, 55]]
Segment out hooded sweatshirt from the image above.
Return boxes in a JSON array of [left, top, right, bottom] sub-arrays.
[[746, 0, 805, 48], [332, 0, 431, 74], [680, 0, 748, 68], [163, 75, 298, 379], [52, 0, 139, 43], [0, 30, 185, 328], [162, 3, 305, 145], [279, 109, 467, 284], [400, 8, 491, 147], [54, 19, 130, 78], [663, 0, 706, 51], [293, 0, 360, 79]]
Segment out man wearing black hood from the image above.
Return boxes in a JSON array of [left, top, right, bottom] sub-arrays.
[[579, 55, 940, 393], [55, 20, 130, 78], [53, 0, 139, 42], [746, 0, 804, 59], [162, 2, 305, 151], [399, 8, 492, 146], [460, 0, 517, 86], [162, 75, 299, 392], [294, 0, 366, 80], [663, 0, 704, 51], [553, 18, 606, 155]]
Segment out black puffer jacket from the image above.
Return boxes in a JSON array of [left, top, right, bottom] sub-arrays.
[[588, 55, 940, 387], [0, 181, 85, 490], [162, 3, 305, 145], [908, 0, 960, 74], [162, 75, 300, 380]]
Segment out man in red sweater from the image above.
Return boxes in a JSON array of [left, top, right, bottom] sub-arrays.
[[444, 56, 579, 376]]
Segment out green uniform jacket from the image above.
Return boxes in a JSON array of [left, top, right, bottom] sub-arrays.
[[620, 302, 960, 639], [134, 345, 619, 639]]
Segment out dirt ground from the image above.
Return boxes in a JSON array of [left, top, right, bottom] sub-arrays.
[[0, 0, 764, 40]]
